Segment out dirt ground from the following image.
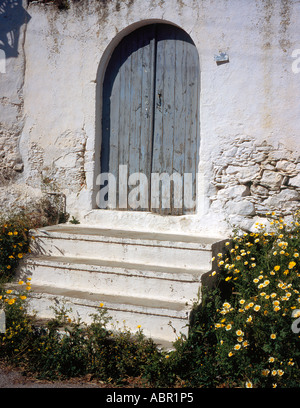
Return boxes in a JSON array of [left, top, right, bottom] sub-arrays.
[[0, 361, 129, 388], [0, 365, 106, 388]]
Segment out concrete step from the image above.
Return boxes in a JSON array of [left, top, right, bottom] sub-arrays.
[[30, 225, 224, 270], [19, 255, 205, 304], [11, 283, 190, 344], [20, 223, 226, 342]]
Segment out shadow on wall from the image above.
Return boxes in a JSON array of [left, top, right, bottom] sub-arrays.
[[0, 0, 31, 59]]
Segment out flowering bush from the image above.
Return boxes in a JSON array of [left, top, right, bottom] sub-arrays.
[[0, 279, 33, 362], [213, 212, 300, 388], [0, 214, 35, 283]]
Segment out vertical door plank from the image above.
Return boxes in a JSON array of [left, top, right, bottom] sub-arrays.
[[140, 26, 156, 210], [128, 35, 141, 202], [173, 31, 187, 215], [151, 26, 164, 213], [184, 38, 199, 213], [101, 47, 121, 208], [160, 25, 176, 215]]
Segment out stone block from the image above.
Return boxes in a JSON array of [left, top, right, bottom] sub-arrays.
[[276, 160, 297, 173], [264, 189, 300, 208], [226, 199, 255, 216], [260, 170, 283, 188], [250, 184, 269, 196], [219, 184, 250, 199], [288, 174, 300, 188]]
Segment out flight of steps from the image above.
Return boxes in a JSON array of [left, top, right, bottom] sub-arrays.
[[16, 224, 226, 346]]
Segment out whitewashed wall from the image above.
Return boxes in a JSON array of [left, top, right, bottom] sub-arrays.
[[1, 0, 299, 236]]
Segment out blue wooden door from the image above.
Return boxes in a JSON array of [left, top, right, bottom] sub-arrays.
[[100, 24, 200, 214]]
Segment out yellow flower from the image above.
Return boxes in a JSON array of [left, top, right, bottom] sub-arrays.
[[17, 253, 23, 259], [246, 316, 253, 323], [6, 290, 12, 294], [20, 295, 27, 300], [137, 325, 141, 329], [274, 265, 280, 271], [245, 381, 253, 388], [288, 261, 296, 269], [236, 329, 244, 336], [18, 280, 24, 285], [228, 351, 234, 357], [269, 357, 275, 363], [254, 305, 261, 312], [225, 324, 232, 331], [234, 344, 241, 351], [270, 333, 276, 339], [99, 303, 104, 307]]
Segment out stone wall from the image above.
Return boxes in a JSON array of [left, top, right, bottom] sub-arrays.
[[210, 137, 300, 231]]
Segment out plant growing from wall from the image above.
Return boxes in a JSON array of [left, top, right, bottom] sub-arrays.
[[27, 0, 70, 10]]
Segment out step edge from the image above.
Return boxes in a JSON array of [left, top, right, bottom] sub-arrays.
[[23, 255, 209, 282], [30, 226, 225, 250], [10, 283, 192, 319]]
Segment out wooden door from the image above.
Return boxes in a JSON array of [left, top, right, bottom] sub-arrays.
[[100, 24, 200, 214]]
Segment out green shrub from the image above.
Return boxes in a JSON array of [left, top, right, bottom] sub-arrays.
[[0, 216, 32, 283], [179, 211, 300, 388], [0, 294, 168, 385]]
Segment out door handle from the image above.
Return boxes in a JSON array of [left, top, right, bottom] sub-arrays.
[[157, 93, 162, 107]]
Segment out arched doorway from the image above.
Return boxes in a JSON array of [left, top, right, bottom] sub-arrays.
[[100, 23, 200, 215]]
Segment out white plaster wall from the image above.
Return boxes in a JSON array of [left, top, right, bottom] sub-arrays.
[[2, 0, 300, 235]]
